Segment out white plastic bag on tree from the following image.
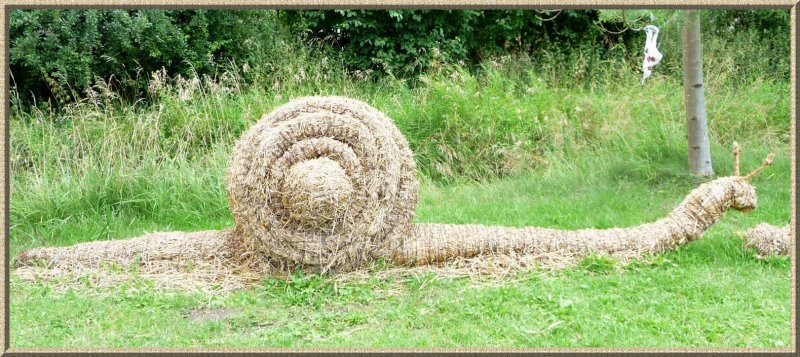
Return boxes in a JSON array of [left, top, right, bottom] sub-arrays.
[[641, 25, 663, 84]]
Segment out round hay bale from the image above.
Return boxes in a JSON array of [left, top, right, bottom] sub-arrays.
[[226, 96, 419, 272]]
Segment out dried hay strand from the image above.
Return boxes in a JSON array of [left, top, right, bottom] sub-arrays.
[[336, 251, 578, 288], [386, 143, 774, 266], [13, 230, 268, 293], [226, 96, 418, 273], [741, 223, 791, 258]]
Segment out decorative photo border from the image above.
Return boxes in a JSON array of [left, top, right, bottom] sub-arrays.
[[0, 1, 795, 354]]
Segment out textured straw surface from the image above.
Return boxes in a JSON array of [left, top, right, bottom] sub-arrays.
[[390, 177, 759, 265], [225, 96, 419, 273], [741, 223, 791, 258], [14, 230, 264, 292]]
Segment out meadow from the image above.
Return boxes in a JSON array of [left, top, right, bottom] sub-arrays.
[[9, 43, 792, 347]]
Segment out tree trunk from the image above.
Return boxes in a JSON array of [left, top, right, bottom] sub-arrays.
[[682, 10, 714, 177]]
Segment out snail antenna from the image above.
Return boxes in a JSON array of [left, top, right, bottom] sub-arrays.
[[740, 153, 775, 181]]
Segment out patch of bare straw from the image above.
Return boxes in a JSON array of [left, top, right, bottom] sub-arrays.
[[225, 96, 418, 274], [334, 251, 579, 291], [740, 223, 791, 258], [14, 230, 270, 293]]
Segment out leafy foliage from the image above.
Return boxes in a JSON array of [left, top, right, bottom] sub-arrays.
[[280, 10, 622, 76], [703, 10, 790, 82], [280, 10, 479, 76], [10, 9, 790, 107], [593, 9, 790, 85], [10, 10, 286, 106]]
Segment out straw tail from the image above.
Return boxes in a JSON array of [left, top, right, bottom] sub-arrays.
[[14, 230, 234, 270], [390, 176, 759, 266]]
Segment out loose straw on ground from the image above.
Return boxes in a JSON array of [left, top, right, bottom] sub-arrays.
[[14, 96, 777, 293], [14, 230, 259, 293], [740, 223, 791, 258]]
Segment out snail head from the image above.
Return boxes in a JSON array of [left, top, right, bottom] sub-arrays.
[[729, 142, 774, 212]]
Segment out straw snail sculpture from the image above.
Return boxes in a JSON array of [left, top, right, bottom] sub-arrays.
[[15, 96, 782, 286]]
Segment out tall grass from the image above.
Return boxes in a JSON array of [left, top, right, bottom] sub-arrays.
[[10, 30, 790, 257]]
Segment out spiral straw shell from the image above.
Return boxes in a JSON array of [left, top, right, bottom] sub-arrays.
[[226, 96, 419, 272]]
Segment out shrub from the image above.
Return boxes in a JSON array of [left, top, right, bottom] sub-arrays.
[[10, 9, 288, 106], [10, 9, 789, 107], [280, 10, 624, 77]]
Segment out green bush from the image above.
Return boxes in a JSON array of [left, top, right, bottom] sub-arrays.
[[10, 9, 789, 107], [646, 10, 790, 86], [10, 9, 288, 106], [279, 10, 481, 76], [279, 10, 622, 76], [281, 9, 789, 84]]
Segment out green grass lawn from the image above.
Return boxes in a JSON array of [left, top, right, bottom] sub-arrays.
[[8, 59, 792, 348], [10, 146, 791, 348]]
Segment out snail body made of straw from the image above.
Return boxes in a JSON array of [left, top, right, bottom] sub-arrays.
[[397, 176, 760, 265], [393, 143, 774, 265], [226, 97, 774, 272], [15, 97, 777, 288]]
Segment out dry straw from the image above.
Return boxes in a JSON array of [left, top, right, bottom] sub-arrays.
[[14, 230, 260, 293], [740, 223, 791, 258], [388, 142, 774, 266], [14, 98, 777, 292], [394, 176, 759, 265], [225, 96, 419, 273]]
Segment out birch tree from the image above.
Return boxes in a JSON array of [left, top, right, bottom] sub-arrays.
[[682, 10, 714, 176]]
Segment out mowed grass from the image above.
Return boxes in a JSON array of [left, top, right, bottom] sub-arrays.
[[9, 60, 792, 348], [11, 149, 791, 348]]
